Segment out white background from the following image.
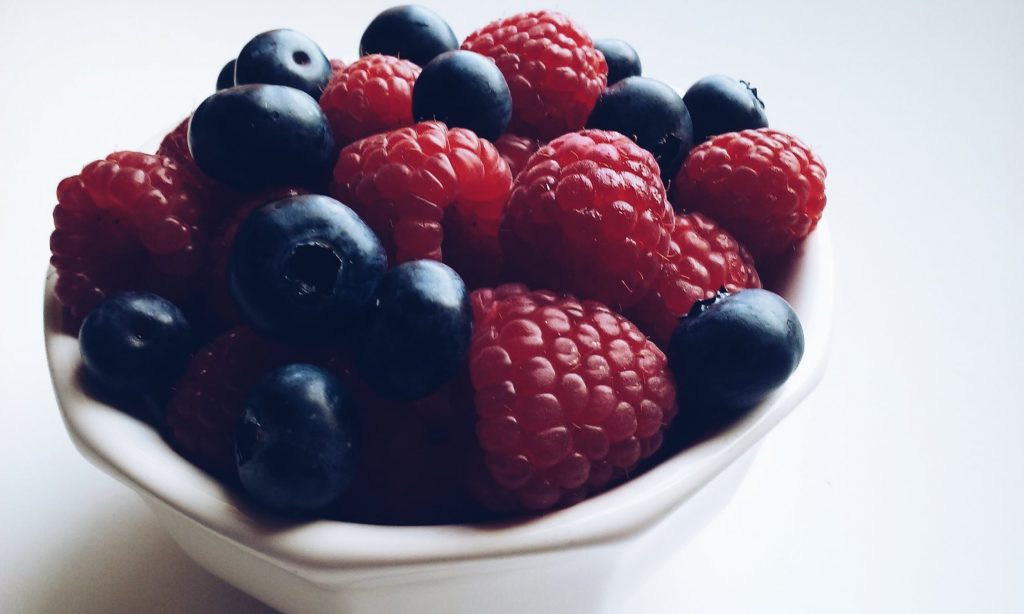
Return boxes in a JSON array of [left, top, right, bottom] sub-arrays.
[[2, 0, 1023, 611]]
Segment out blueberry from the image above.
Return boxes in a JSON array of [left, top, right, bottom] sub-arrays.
[[595, 39, 642, 85], [188, 84, 336, 191], [356, 260, 472, 401], [586, 76, 695, 184], [683, 75, 768, 142], [228, 194, 387, 342], [216, 59, 236, 90], [79, 292, 192, 395], [235, 364, 360, 513], [668, 289, 804, 417], [360, 5, 458, 67], [412, 50, 512, 141], [234, 29, 332, 100]]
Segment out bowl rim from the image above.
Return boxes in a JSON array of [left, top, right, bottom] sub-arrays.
[[45, 220, 833, 571]]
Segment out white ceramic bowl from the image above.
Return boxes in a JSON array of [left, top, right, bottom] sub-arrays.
[[45, 218, 833, 614]]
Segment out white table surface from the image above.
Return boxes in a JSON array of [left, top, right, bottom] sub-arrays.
[[2, 0, 1022, 612]]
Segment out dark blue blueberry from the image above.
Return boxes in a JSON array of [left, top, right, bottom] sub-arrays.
[[228, 194, 387, 342], [216, 59, 236, 90], [683, 75, 768, 142], [586, 76, 694, 184], [234, 29, 332, 100], [668, 289, 804, 417], [188, 84, 336, 191], [595, 39, 642, 85], [235, 364, 360, 514], [412, 50, 512, 141], [360, 5, 458, 67], [79, 292, 192, 395], [356, 260, 472, 401]]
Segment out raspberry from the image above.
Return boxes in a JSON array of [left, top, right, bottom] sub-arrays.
[[319, 54, 421, 146], [330, 121, 512, 287], [50, 152, 211, 325], [627, 212, 761, 347], [462, 10, 608, 140], [333, 371, 486, 525], [493, 133, 542, 179], [500, 129, 674, 310], [467, 284, 678, 511], [202, 187, 306, 325], [671, 128, 827, 261], [156, 117, 193, 170], [166, 326, 326, 477]]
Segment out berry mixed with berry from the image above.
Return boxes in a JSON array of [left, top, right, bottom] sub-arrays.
[[50, 6, 826, 524]]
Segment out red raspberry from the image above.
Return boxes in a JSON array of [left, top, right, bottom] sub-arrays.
[[671, 128, 827, 261], [319, 54, 421, 146], [50, 152, 211, 325], [627, 212, 761, 347], [462, 10, 608, 140], [494, 133, 542, 179], [333, 371, 486, 525], [330, 121, 512, 287], [467, 284, 678, 512], [500, 129, 674, 310], [156, 117, 193, 169], [166, 326, 325, 477]]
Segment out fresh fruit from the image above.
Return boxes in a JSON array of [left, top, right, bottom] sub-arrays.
[[188, 84, 336, 191], [462, 10, 608, 139], [50, 152, 211, 324], [671, 128, 827, 260], [332, 372, 482, 525], [467, 284, 677, 511], [627, 212, 761, 347], [586, 76, 694, 183], [500, 129, 674, 310], [594, 39, 641, 85], [228, 194, 387, 342], [360, 5, 459, 67], [412, 50, 512, 141], [236, 364, 360, 513], [167, 326, 309, 476], [234, 29, 332, 100], [203, 187, 306, 325], [216, 60, 236, 90], [156, 117, 200, 176], [356, 260, 472, 400], [668, 289, 803, 416], [493, 133, 542, 179], [319, 54, 421, 146], [683, 75, 768, 142], [330, 121, 512, 286], [79, 292, 192, 394]]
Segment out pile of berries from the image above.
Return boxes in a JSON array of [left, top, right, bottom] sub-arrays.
[[51, 6, 826, 523]]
